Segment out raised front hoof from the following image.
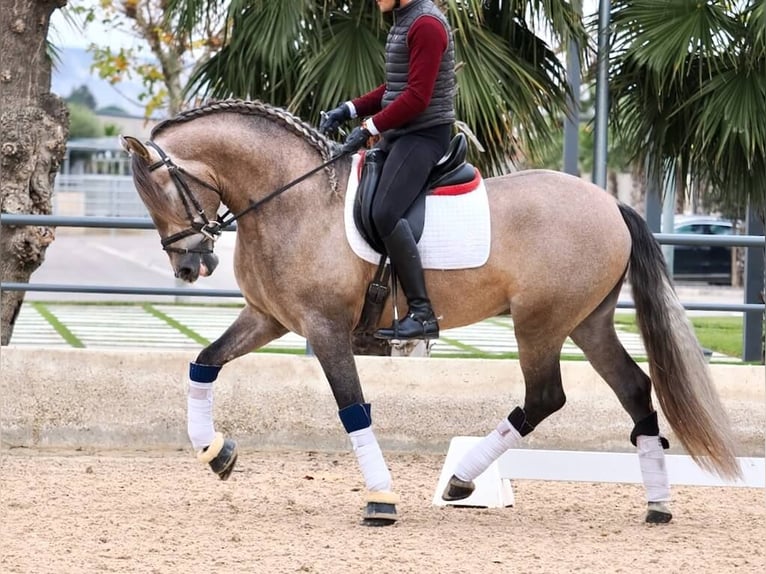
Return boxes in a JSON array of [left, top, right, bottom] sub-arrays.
[[442, 475, 475, 501], [645, 502, 673, 524], [361, 492, 399, 527], [197, 433, 238, 481]]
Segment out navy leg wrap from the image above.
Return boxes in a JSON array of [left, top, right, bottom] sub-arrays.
[[508, 406, 535, 437], [630, 411, 670, 448], [339, 403, 372, 433], [189, 362, 221, 383]]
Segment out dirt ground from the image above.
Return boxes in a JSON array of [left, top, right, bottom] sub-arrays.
[[1, 448, 763, 574]]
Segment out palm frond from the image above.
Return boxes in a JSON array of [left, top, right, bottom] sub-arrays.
[[166, 0, 230, 37], [292, 15, 385, 117], [684, 59, 766, 207], [186, 0, 314, 102], [743, 0, 766, 61], [447, 0, 575, 172], [611, 0, 738, 85], [609, 0, 766, 208]]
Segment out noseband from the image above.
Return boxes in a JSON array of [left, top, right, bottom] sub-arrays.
[[143, 140, 348, 254], [146, 141, 223, 254]]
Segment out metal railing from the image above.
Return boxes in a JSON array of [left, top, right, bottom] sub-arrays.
[[2, 213, 764, 359], [54, 175, 148, 218]]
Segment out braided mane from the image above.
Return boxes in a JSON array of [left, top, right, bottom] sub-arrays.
[[151, 99, 340, 192]]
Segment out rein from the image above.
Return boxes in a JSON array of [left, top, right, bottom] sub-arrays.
[[145, 140, 346, 253]]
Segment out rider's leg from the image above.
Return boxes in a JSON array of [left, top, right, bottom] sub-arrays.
[[375, 218, 439, 339], [371, 125, 450, 340]]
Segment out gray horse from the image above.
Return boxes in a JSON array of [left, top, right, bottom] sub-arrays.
[[122, 99, 740, 526]]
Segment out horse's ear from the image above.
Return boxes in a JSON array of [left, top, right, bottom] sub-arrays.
[[120, 135, 151, 161]]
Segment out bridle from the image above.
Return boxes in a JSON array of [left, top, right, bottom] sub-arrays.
[[144, 140, 346, 255], [146, 141, 223, 254]]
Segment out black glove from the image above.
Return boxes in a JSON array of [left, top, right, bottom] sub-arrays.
[[341, 126, 372, 155], [319, 104, 351, 135]]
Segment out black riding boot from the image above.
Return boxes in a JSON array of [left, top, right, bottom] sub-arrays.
[[375, 219, 439, 340]]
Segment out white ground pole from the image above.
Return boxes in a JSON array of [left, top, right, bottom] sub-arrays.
[[433, 436, 765, 508]]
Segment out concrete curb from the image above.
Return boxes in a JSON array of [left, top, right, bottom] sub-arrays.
[[1, 348, 763, 457]]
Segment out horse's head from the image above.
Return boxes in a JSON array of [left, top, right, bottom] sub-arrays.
[[121, 135, 221, 283]]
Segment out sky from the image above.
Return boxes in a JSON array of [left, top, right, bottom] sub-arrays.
[[50, 2, 140, 51], [50, 2, 150, 115]]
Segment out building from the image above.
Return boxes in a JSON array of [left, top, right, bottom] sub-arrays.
[[53, 114, 158, 218]]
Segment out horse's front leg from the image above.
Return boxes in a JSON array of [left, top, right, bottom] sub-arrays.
[[187, 305, 287, 480], [307, 320, 398, 526]]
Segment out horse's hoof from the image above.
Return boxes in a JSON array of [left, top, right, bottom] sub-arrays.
[[197, 432, 238, 481], [442, 475, 475, 501], [645, 501, 672, 524], [362, 491, 399, 526]]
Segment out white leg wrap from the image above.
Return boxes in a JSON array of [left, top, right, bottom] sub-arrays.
[[637, 435, 671, 502], [187, 381, 216, 450], [454, 418, 522, 482], [349, 427, 392, 492]]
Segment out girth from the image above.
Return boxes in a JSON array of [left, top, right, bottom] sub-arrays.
[[353, 133, 475, 254]]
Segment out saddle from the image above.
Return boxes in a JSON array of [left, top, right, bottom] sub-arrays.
[[353, 133, 476, 254]]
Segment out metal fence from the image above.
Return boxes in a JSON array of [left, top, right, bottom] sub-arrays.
[[1, 213, 764, 360], [53, 175, 148, 218]]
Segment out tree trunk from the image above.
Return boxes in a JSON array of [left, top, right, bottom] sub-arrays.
[[630, 164, 646, 216], [0, 0, 69, 345]]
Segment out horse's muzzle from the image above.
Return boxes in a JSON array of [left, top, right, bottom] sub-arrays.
[[173, 254, 201, 282], [174, 249, 219, 282]]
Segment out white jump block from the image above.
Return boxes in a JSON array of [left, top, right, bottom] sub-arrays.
[[433, 436, 765, 509], [497, 448, 765, 487], [432, 436, 515, 508]]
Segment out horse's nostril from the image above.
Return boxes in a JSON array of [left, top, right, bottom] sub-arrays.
[[177, 266, 198, 282]]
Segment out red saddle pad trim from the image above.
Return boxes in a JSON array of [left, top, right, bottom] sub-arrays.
[[431, 168, 481, 196]]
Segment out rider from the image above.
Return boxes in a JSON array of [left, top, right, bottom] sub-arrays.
[[319, 0, 457, 341]]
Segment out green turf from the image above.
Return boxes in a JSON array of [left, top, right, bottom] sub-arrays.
[[614, 313, 744, 358], [23, 301, 753, 361], [32, 302, 85, 347], [143, 304, 211, 346]]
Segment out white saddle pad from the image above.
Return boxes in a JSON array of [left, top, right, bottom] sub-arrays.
[[343, 153, 491, 270]]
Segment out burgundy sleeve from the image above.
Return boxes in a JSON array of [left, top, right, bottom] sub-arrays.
[[352, 84, 386, 118], [368, 16, 448, 133]]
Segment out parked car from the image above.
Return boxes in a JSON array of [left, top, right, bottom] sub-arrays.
[[671, 215, 734, 285]]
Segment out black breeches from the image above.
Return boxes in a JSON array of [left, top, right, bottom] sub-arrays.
[[370, 124, 451, 238]]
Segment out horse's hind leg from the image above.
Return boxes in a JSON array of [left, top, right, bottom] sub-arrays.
[[187, 305, 287, 481], [569, 288, 672, 524], [303, 320, 398, 526], [443, 324, 568, 502]]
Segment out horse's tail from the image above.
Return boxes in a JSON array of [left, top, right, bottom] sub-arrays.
[[618, 203, 741, 480]]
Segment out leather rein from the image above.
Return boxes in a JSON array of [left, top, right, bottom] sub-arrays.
[[145, 140, 345, 254]]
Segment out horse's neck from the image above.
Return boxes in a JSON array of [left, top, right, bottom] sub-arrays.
[[163, 120, 348, 226], [222, 149, 350, 239]]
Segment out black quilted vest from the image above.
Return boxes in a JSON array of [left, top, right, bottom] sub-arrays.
[[381, 0, 456, 137]]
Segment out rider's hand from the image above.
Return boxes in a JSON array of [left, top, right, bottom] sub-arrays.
[[341, 126, 372, 155], [319, 104, 351, 135]]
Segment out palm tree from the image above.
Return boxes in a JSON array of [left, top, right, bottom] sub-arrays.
[[608, 0, 766, 215], [167, 0, 588, 176], [608, 0, 766, 362]]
